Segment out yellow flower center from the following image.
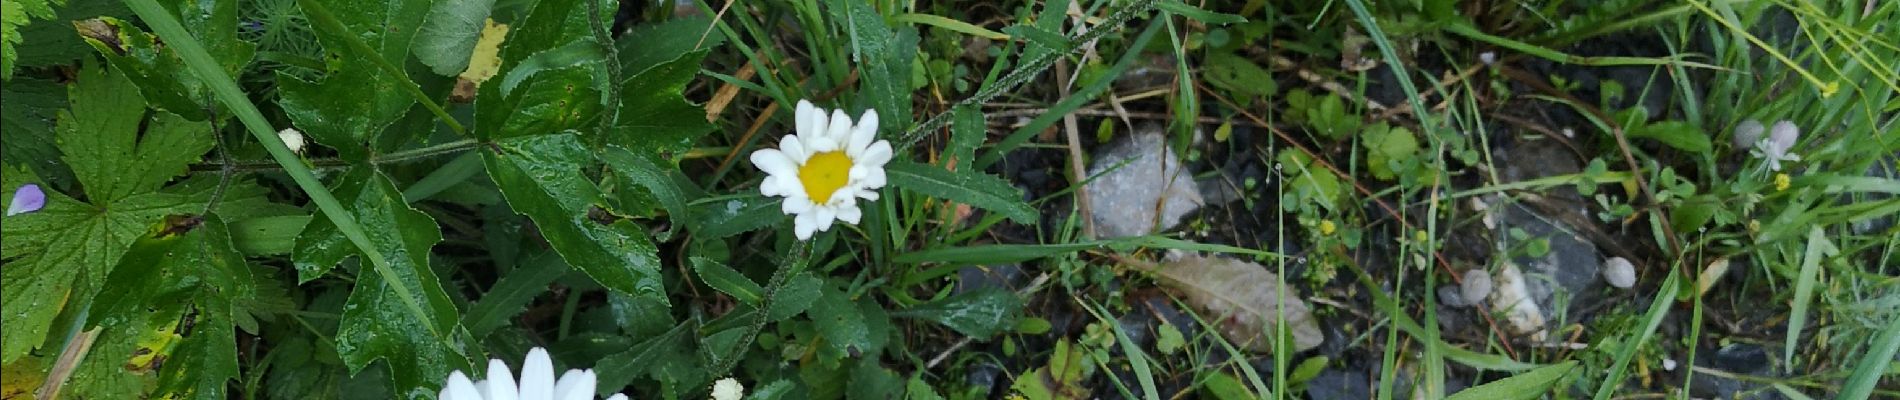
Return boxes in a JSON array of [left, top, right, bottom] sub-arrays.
[[1773, 173, 1791, 191], [798, 151, 853, 203]]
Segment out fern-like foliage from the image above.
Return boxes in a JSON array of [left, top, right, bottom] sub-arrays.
[[2, 0, 66, 80]]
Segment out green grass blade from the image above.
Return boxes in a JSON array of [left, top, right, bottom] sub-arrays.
[[1785, 227, 1837, 372], [1838, 297, 1900, 400], [123, 0, 444, 338], [1444, 361, 1577, 400], [1592, 268, 1681, 400]]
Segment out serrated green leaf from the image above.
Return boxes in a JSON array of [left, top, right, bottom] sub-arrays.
[[893, 289, 1022, 338], [56, 63, 212, 203], [276, 0, 432, 161], [692, 257, 764, 305], [611, 49, 712, 153], [497, 38, 607, 97], [1363, 124, 1419, 181], [887, 160, 1037, 224], [311, 169, 470, 398], [1625, 120, 1712, 153], [0, 77, 72, 187], [615, 15, 722, 74], [600, 146, 703, 241], [482, 133, 666, 301], [84, 215, 252, 399], [473, 0, 606, 141], [767, 272, 823, 321], [946, 106, 984, 168], [228, 215, 311, 256], [1445, 361, 1576, 400], [413, 0, 496, 76], [0, 0, 65, 79], [809, 280, 890, 359]]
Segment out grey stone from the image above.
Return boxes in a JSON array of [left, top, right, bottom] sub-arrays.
[[1603, 257, 1636, 289], [1460, 269, 1493, 305], [1084, 130, 1203, 238]]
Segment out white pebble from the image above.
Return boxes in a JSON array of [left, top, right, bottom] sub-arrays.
[[1461, 269, 1492, 305], [1604, 257, 1637, 289]]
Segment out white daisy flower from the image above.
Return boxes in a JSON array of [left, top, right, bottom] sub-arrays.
[[1748, 120, 1801, 172], [749, 100, 893, 240], [438, 347, 629, 400], [709, 378, 744, 400]]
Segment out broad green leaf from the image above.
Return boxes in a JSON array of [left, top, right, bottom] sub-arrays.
[[688, 194, 780, 239], [692, 257, 763, 305], [767, 272, 823, 321], [276, 0, 432, 161], [892, 289, 1023, 338], [482, 133, 666, 301], [412, 0, 495, 76], [228, 215, 312, 256], [600, 146, 702, 241], [1363, 124, 1420, 181], [497, 38, 607, 97], [828, 0, 914, 134], [809, 280, 891, 359], [56, 63, 212, 203], [77, 0, 253, 117], [0, 77, 72, 187], [1445, 361, 1576, 400], [614, 15, 721, 74], [1203, 51, 1275, 98], [1626, 120, 1712, 153], [887, 160, 1036, 224], [464, 251, 569, 337], [312, 169, 471, 397], [611, 49, 713, 153], [12, 0, 129, 71], [473, 0, 607, 141], [85, 215, 253, 399]]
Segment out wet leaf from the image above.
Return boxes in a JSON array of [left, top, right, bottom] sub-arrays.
[[482, 133, 666, 301], [413, 0, 496, 76], [692, 257, 763, 305], [887, 160, 1037, 224], [610, 49, 713, 153], [892, 289, 1022, 339], [276, 0, 432, 161], [1150, 254, 1323, 353]]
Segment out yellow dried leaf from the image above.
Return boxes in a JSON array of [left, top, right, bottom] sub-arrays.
[[458, 19, 510, 85]]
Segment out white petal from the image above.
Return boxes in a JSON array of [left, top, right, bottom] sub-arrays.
[[794, 213, 819, 240], [550, 369, 595, 400], [444, 371, 482, 400], [486, 358, 519, 400], [607, 395, 629, 400], [837, 205, 862, 224], [782, 135, 809, 163], [827, 109, 854, 145], [797, 100, 828, 138], [849, 165, 870, 180], [806, 133, 839, 153], [847, 110, 879, 157], [857, 190, 880, 201], [858, 168, 887, 190], [814, 207, 837, 232], [519, 348, 556, 400], [782, 197, 813, 215], [750, 149, 798, 177], [760, 176, 784, 197], [859, 141, 893, 167]]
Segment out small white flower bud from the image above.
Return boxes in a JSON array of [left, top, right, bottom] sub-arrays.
[[278, 128, 307, 154], [711, 378, 744, 400], [1732, 120, 1764, 149]]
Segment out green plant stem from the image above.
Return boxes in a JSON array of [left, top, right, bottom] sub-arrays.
[[292, 0, 468, 136], [187, 138, 483, 173], [709, 243, 809, 378], [893, 0, 1159, 152], [123, 0, 447, 341]]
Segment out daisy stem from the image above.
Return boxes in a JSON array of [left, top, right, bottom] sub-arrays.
[[709, 242, 810, 378]]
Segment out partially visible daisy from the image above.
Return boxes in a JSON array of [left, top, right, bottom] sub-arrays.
[[438, 347, 628, 400], [1747, 120, 1801, 172], [7, 184, 45, 216], [749, 100, 893, 240]]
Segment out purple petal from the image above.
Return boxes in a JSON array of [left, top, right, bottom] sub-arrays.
[[8, 184, 45, 216]]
